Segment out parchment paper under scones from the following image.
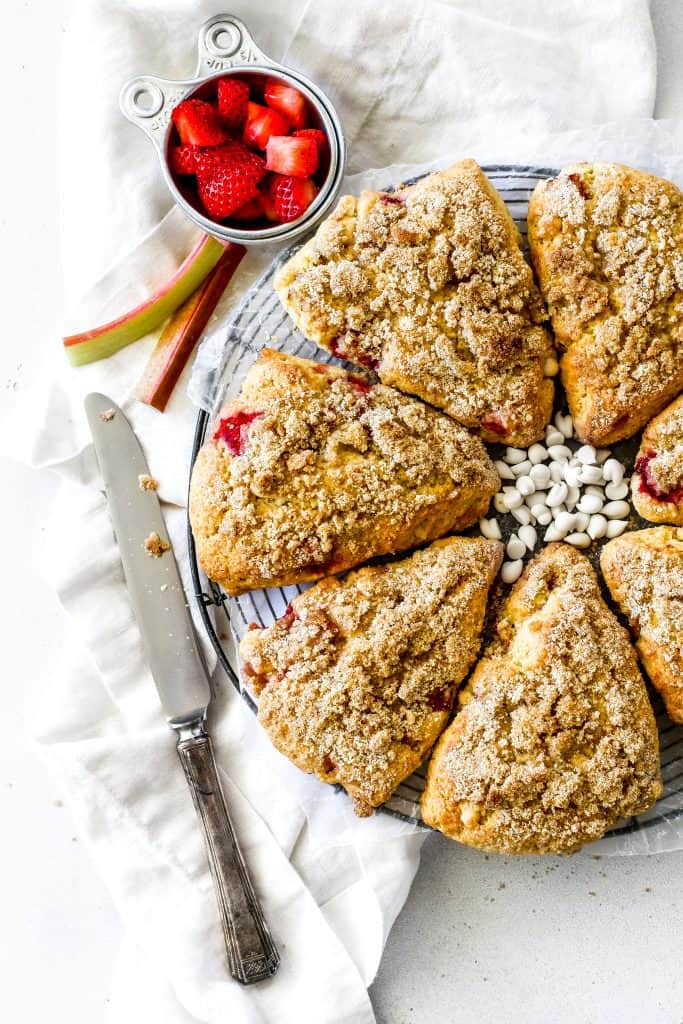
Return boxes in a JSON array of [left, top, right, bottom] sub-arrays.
[[189, 349, 499, 594], [601, 527, 683, 724], [274, 159, 556, 447], [528, 161, 683, 446], [240, 537, 503, 816], [422, 544, 662, 854]]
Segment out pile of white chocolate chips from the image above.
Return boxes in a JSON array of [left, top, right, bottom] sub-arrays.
[[479, 411, 631, 584]]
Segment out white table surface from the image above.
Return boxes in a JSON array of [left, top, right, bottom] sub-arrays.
[[1, 2, 682, 1021]]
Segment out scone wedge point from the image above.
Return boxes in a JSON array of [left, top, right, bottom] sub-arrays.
[[274, 159, 556, 447], [240, 536, 503, 816], [189, 349, 499, 594], [631, 394, 683, 525], [422, 543, 662, 854], [601, 527, 683, 724], [528, 161, 683, 446]]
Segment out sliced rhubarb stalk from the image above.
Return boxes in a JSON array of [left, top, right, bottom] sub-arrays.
[[135, 242, 246, 412], [63, 235, 226, 367]]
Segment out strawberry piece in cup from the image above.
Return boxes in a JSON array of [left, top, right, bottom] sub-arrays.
[[243, 102, 291, 150], [172, 99, 229, 147], [264, 80, 308, 129], [217, 78, 249, 128], [195, 142, 266, 219], [266, 135, 318, 178], [269, 175, 319, 223]]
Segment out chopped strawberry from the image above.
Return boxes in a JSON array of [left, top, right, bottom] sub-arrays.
[[230, 196, 264, 220], [217, 77, 249, 128], [264, 80, 308, 129], [242, 101, 291, 150], [214, 410, 263, 454], [195, 141, 266, 219], [266, 135, 318, 177], [258, 179, 280, 221], [293, 128, 327, 156], [171, 99, 229, 147], [170, 144, 197, 175], [269, 175, 318, 223]]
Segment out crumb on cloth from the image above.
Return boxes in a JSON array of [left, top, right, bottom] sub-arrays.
[[138, 473, 158, 492], [144, 532, 170, 557]]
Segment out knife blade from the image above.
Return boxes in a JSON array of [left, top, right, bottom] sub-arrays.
[[85, 393, 279, 984], [85, 392, 210, 726]]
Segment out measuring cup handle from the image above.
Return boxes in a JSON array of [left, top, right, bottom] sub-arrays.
[[119, 75, 187, 149], [194, 14, 280, 76]]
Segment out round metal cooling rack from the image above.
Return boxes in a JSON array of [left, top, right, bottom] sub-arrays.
[[188, 165, 683, 841]]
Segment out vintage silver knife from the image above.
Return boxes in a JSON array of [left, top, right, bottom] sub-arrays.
[[85, 392, 279, 985]]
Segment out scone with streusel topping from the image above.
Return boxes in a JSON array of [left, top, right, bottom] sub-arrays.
[[240, 536, 503, 816], [528, 162, 683, 446], [422, 543, 662, 854], [274, 159, 555, 447], [601, 527, 683, 724], [189, 349, 499, 594], [631, 395, 683, 525]]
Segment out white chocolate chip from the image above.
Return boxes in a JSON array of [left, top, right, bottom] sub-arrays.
[[577, 493, 603, 515], [549, 462, 564, 483], [547, 444, 572, 461], [605, 519, 628, 538], [602, 459, 624, 484], [494, 460, 515, 480], [554, 511, 577, 536], [545, 428, 565, 447], [605, 480, 628, 501], [507, 534, 526, 560], [518, 524, 537, 550], [515, 475, 535, 496], [494, 493, 508, 514], [546, 482, 568, 507], [544, 523, 562, 542], [565, 485, 580, 509], [530, 464, 551, 488], [587, 514, 608, 540], [576, 445, 597, 465], [501, 489, 524, 510], [510, 459, 532, 477], [565, 532, 591, 548], [479, 517, 502, 540], [602, 500, 630, 519], [563, 464, 582, 488], [531, 504, 552, 525], [580, 465, 604, 485], [501, 559, 523, 584], [505, 447, 527, 465], [511, 505, 532, 526], [527, 443, 548, 465], [574, 512, 590, 532], [554, 412, 574, 438]]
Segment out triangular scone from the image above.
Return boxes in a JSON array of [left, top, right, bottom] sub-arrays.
[[631, 394, 683, 525], [274, 159, 555, 447], [239, 537, 503, 816], [422, 543, 662, 854], [528, 162, 683, 446], [601, 527, 683, 724], [189, 350, 499, 594]]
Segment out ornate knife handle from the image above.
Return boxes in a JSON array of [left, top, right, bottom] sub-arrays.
[[177, 723, 280, 984]]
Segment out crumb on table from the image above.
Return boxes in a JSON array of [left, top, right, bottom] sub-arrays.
[[99, 408, 116, 422], [144, 532, 170, 557], [138, 473, 158, 492]]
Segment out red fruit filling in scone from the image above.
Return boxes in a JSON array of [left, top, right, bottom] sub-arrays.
[[213, 410, 263, 455], [635, 449, 683, 504]]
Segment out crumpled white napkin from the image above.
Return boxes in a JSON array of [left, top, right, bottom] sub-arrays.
[[15, 0, 661, 1021]]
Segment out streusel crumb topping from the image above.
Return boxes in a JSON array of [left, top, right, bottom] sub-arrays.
[[240, 537, 502, 815], [529, 162, 683, 443], [275, 160, 555, 446], [189, 350, 499, 593], [422, 544, 661, 853]]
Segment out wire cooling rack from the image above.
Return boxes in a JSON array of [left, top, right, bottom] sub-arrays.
[[187, 165, 683, 848]]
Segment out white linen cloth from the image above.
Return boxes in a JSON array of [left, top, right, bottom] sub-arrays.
[[9, 0, 661, 1020]]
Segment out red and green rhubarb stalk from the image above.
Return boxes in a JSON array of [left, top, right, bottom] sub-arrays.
[[135, 242, 246, 412], [63, 234, 227, 366]]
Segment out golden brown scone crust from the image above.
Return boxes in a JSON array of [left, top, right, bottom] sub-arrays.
[[631, 394, 683, 525], [422, 544, 662, 854], [240, 537, 503, 815], [601, 527, 683, 724], [189, 349, 499, 595], [528, 162, 683, 446], [274, 159, 555, 447]]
